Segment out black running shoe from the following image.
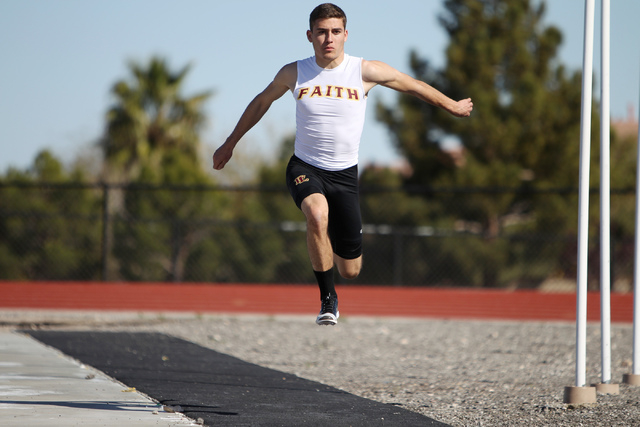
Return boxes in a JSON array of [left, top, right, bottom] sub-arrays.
[[316, 294, 339, 326]]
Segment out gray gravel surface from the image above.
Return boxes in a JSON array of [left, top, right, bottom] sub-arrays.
[[2, 309, 639, 426]]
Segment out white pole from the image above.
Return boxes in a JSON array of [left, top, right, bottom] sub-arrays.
[[576, 0, 595, 388], [600, 0, 612, 385]]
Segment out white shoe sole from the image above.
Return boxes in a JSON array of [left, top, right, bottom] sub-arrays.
[[316, 311, 339, 326]]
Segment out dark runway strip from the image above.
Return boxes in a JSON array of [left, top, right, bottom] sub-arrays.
[[26, 331, 447, 426]]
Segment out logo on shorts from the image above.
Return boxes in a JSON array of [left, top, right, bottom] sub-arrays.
[[294, 175, 309, 185]]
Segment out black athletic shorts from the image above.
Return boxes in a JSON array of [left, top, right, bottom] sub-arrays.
[[285, 155, 363, 260]]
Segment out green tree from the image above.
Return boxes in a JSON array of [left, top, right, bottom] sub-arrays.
[[99, 57, 219, 281], [607, 127, 639, 287], [0, 151, 101, 280], [112, 148, 226, 282], [377, 0, 594, 287]]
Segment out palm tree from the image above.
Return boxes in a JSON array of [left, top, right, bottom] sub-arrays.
[[99, 57, 213, 281], [101, 57, 212, 182]]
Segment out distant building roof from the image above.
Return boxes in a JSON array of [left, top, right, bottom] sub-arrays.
[[612, 104, 638, 139]]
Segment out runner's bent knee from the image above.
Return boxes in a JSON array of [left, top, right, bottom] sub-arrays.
[[301, 194, 329, 233], [336, 256, 362, 279]]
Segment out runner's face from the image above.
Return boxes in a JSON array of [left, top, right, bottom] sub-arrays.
[[307, 18, 348, 66]]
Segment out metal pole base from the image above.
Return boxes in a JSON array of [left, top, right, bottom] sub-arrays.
[[623, 374, 640, 386], [593, 383, 620, 394], [563, 386, 597, 404]]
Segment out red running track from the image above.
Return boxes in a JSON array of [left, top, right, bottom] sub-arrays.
[[0, 281, 634, 323]]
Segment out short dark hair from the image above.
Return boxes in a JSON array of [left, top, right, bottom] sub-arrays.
[[309, 3, 347, 31]]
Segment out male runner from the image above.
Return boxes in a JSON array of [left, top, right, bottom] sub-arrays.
[[213, 3, 473, 325]]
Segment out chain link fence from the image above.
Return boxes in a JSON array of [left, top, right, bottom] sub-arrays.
[[0, 182, 635, 289]]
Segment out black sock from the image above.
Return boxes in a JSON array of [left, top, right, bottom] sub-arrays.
[[314, 268, 336, 300]]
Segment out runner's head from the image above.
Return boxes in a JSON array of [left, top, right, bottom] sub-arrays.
[[307, 4, 348, 66]]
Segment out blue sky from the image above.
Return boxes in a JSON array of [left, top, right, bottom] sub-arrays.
[[1, 0, 639, 174]]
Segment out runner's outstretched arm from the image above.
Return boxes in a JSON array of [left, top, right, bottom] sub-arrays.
[[213, 63, 296, 170], [362, 60, 473, 117]]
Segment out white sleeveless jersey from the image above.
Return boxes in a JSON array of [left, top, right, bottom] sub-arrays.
[[293, 54, 367, 171]]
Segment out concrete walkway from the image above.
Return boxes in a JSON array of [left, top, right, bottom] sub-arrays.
[[0, 331, 198, 426]]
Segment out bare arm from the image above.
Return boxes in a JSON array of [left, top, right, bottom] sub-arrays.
[[213, 63, 296, 170], [362, 60, 473, 117]]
